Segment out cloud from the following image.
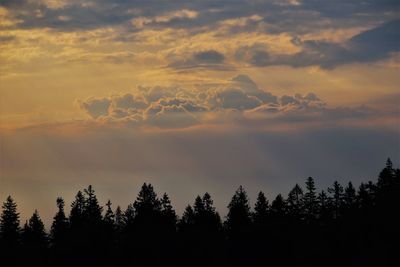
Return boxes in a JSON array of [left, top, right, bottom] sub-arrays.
[[214, 88, 262, 110], [144, 102, 200, 129], [241, 20, 400, 69], [168, 50, 231, 71], [2, 0, 399, 72], [194, 50, 224, 64], [111, 93, 147, 110], [78, 97, 111, 119], [76, 74, 385, 129]]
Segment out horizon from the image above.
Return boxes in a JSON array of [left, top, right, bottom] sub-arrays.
[[2, 158, 397, 229], [1, 0, 400, 232]]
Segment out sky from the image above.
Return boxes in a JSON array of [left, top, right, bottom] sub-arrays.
[[0, 0, 399, 226]]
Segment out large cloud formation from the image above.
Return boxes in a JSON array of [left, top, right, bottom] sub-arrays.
[[1, 0, 399, 69], [78, 74, 380, 129], [241, 20, 400, 69]]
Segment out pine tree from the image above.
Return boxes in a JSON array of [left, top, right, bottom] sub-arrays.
[[114, 206, 124, 231], [69, 191, 86, 228], [357, 182, 374, 209], [317, 190, 331, 221], [21, 210, 47, 249], [225, 186, 251, 233], [303, 177, 318, 221], [104, 200, 115, 227], [253, 191, 269, 224], [271, 194, 286, 218], [0, 196, 20, 247], [133, 183, 161, 220], [193, 195, 205, 215], [377, 158, 395, 190], [123, 204, 135, 226], [286, 184, 304, 219], [328, 181, 344, 219], [84, 185, 103, 225], [160, 193, 177, 231], [201, 193, 222, 231], [180, 205, 195, 229], [203, 192, 215, 213], [51, 197, 69, 246], [343, 182, 357, 210]]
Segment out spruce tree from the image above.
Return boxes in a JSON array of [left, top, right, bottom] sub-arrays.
[[104, 200, 115, 227], [0, 196, 20, 247], [133, 183, 161, 220], [317, 190, 331, 221], [344, 182, 357, 210], [328, 181, 344, 219], [193, 195, 205, 215], [123, 204, 135, 226], [201, 193, 222, 231], [225, 186, 251, 233], [271, 194, 286, 218], [160, 193, 177, 231], [84, 185, 103, 225], [114, 206, 124, 231], [377, 158, 395, 190], [21, 210, 47, 249], [179, 205, 195, 229], [287, 184, 304, 219], [303, 177, 318, 221], [253, 191, 269, 224], [69, 191, 86, 228], [202, 193, 215, 213], [51, 197, 69, 246]]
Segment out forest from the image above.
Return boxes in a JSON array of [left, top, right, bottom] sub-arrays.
[[1, 159, 399, 267]]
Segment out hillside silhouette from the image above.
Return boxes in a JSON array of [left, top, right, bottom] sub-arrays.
[[1, 159, 399, 266]]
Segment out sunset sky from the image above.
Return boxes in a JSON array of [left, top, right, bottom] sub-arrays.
[[0, 0, 399, 226]]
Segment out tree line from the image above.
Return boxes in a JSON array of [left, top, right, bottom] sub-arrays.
[[1, 159, 399, 266]]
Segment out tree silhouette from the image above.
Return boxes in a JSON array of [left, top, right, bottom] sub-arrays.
[[51, 197, 69, 246], [343, 182, 357, 213], [303, 177, 318, 221], [0, 196, 20, 265], [0, 158, 398, 267], [69, 190, 86, 229], [287, 184, 304, 220], [50, 197, 69, 266], [22, 210, 47, 247], [225, 186, 253, 266], [0, 196, 20, 247], [83, 185, 103, 225], [271, 194, 286, 218], [114, 205, 124, 232], [104, 200, 115, 228], [160, 193, 177, 231], [377, 158, 395, 189], [133, 183, 161, 219], [21, 210, 48, 266], [317, 190, 331, 221], [253, 191, 269, 224], [328, 181, 344, 219], [225, 186, 252, 234]]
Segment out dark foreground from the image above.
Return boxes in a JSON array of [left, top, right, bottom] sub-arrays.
[[1, 159, 399, 267]]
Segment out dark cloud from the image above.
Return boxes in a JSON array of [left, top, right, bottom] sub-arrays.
[[168, 50, 232, 71], [242, 20, 400, 69], [216, 88, 262, 110], [194, 50, 224, 64], [78, 97, 111, 119], [2, 0, 398, 35], [0, 35, 15, 43]]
